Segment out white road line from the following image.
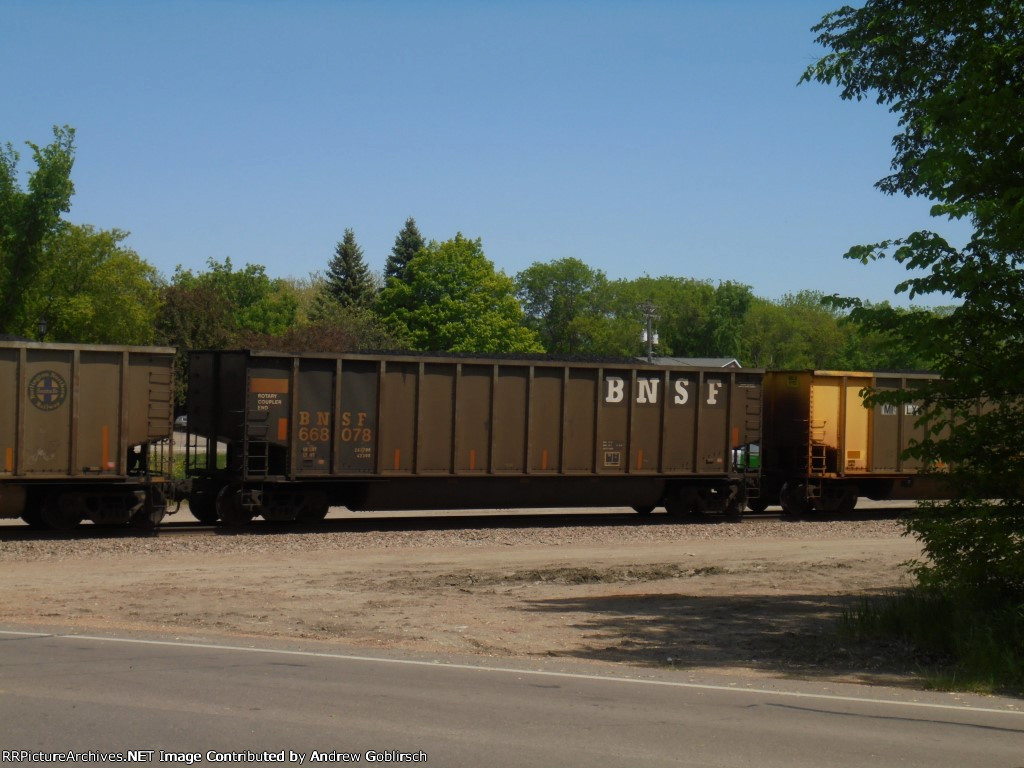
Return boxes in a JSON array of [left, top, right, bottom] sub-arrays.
[[2, 629, 1021, 718]]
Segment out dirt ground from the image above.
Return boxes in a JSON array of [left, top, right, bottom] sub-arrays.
[[0, 506, 925, 685]]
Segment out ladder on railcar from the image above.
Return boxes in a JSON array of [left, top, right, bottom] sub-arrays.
[[742, 381, 763, 502], [243, 412, 271, 479], [807, 420, 827, 501], [142, 367, 174, 478]]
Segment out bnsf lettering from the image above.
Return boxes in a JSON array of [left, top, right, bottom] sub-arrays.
[[299, 410, 331, 427], [297, 410, 373, 443], [674, 379, 689, 405], [604, 376, 722, 406], [605, 376, 625, 403], [341, 411, 369, 428], [706, 380, 722, 405], [636, 378, 659, 404], [340, 411, 373, 444]]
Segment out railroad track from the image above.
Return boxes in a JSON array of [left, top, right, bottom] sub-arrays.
[[0, 506, 906, 541]]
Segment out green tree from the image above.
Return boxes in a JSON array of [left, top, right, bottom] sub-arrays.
[[384, 217, 425, 283], [0, 125, 76, 334], [158, 257, 299, 403], [804, 0, 1024, 667], [321, 228, 375, 310], [377, 233, 543, 354], [601, 277, 754, 360], [708, 281, 754, 357], [156, 281, 235, 352], [832, 301, 936, 371], [241, 306, 402, 354], [24, 224, 161, 345], [156, 280, 236, 404], [279, 273, 324, 325], [595, 277, 680, 358], [170, 257, 298, 337], [515, 257, 613, 355], [739, 291, 848, 369]]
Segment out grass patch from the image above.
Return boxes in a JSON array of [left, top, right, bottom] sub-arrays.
[[842, 589, 1024, 694], [170, 453, 227, 481]]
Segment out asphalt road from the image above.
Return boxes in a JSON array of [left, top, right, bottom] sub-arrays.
[[1, 629, 1021, 768]]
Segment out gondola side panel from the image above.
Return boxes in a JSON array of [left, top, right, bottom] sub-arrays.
[[0, 347, 18, 476], [629, 372, 662, 473], [492, 366, 528, 473], [379, 361, 417, 475], [598, 369, 630, 474], [564, 369, 597, 473], [842, 377, 872, 473], [695, 372, 729, 475], [76, 351, 122, 473], [337, 359, 379, 474], [455, 363, 492, 474], [662, 372, 697, 473], [529, 367, 563, 473], [295, 357, 335, 475], [870, 377, 901, 472], [417, 363, 455, 474], [22, 347, 73, 475]]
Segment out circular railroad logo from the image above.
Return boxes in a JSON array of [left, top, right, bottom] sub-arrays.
[[28, 370, 68, 411]]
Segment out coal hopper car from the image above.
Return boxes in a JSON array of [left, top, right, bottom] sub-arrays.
[[184, 351, 764, 525], [0, 340, 176, 530]]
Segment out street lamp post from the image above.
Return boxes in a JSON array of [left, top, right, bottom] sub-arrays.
[[639, 301, 658, 363]]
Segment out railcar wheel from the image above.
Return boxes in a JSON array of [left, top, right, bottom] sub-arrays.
[[834, 490, 858, 516], [188, 492, 220, 524], [217, 486, 254, 528], [663, 491, 688, 516], [40, 493, 85, 531], [296, 493, 330, 524], [778, 482, 809, 516], [687, 488, 709, 515], [632, 505, 655, 515], [816, 487, 858, 516]]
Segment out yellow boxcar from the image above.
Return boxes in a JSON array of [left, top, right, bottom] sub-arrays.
[[759, 370, 950, 514]]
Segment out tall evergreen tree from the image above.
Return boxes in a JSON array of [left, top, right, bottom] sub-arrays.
[[323, 228, 375, 309], [384, 217, 425, 283]]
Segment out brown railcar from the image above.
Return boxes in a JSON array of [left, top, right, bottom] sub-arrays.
[[0, 341, 176, 530], [185, 351, 763, 525], [758, 370, 953, 514]]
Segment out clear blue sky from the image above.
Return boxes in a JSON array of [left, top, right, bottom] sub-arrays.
[[4, 0, 969, 306]]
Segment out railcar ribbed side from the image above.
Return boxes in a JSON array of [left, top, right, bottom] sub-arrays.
[[184, 351, 764, 526], [0, 340, 176, 530]]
